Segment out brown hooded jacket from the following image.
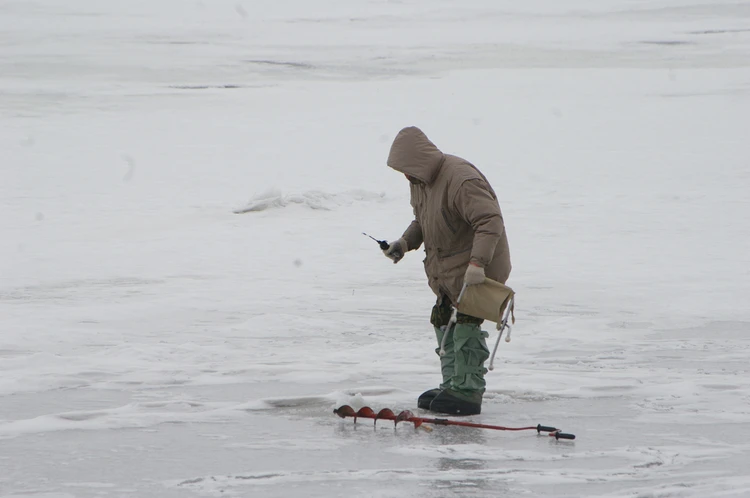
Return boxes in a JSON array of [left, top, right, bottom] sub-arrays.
[[387, 126, 511, 306]]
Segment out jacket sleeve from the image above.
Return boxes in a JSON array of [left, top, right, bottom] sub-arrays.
[[401, 219, 423, 251], [454, 179, 505, 267]]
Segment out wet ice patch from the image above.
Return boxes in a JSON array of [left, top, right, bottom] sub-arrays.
[[390, 444, 740, 468], [225, 436, 349, 452], [390, 444, 575, 462], [168, 468, 503, 497], [62, 482, 115, 489], [0, 277, 165, 303], [0, 401, 242, 440], [234, 188, 386, 213], [607, 475, 750, 498], [240, 388, 406, 415], [1, 494, 76, 498]]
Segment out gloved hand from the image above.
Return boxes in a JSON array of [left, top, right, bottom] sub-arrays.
[[464, 262, 485, 286], [383, 238, 407, 264]]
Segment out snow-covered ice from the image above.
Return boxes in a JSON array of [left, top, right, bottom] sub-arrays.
[[2, 1, 750, 497]]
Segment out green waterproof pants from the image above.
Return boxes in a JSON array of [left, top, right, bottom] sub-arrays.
[[433, 326, 454, 390], [431, 297, 490, 396], [451, 323, 490, 395], [435, 323, 490, 395]]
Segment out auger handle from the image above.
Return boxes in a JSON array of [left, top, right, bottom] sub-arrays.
[[537, 424, 576, 440], [553, 432, 576, 440]]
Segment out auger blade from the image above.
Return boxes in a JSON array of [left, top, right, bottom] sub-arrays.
[[396, 410, 420, 428], [395, 410, 414, 420], [333, 405, 356, 418], [375, 408, 396, 426], [356, 406, 376, 418]]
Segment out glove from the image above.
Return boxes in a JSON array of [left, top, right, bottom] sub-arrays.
[[383, 238, 407, 264], [464, 262, 485, 286]]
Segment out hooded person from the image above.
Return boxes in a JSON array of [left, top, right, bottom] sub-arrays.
[[383, 126, 511, 415]]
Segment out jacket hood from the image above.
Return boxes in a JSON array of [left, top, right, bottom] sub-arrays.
[[387, 127, 445, 185]]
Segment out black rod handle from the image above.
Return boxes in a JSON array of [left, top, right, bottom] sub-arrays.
[[554, 432, 576, 440], [537, 424, 558, 433]]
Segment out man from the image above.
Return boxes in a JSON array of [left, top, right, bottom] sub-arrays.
[[383, 126, 511, 416]]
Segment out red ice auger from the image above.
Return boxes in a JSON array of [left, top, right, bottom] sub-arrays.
[[333, 405, 576, 440]]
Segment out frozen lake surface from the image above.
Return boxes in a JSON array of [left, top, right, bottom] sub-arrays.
[[2, 1, 750, 496]]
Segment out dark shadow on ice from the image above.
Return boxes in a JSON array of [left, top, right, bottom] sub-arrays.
[[639, 40, 693, 46], [689, 28, 750, 35], [169, 84, 248, 90], [244, 59, 315, 70], [425, 428, 508, 498]]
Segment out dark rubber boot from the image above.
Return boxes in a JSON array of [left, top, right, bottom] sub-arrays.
[[417, 388, 441, 409], [429, 388, 482, 415]]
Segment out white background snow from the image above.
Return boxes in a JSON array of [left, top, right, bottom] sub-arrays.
[[2, 1, 750, 497]]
